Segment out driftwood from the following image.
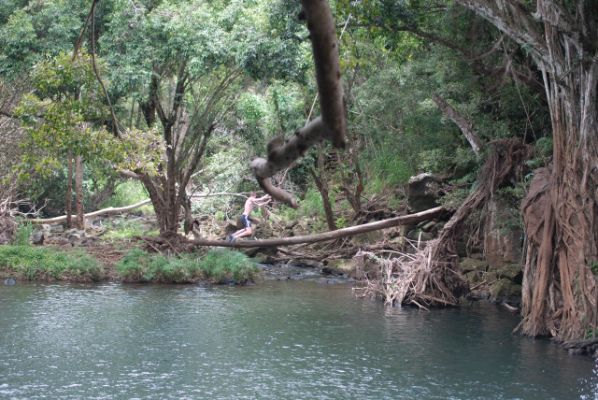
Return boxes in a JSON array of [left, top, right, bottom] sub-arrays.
[[28, 199, 152, 225], [27, 192, 253, 225], [190, 207, 444, 248]]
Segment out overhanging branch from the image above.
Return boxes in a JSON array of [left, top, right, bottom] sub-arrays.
[[252, 0, 347, 207]]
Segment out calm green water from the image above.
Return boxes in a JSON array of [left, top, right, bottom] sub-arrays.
[[0, 281, 596, 400]]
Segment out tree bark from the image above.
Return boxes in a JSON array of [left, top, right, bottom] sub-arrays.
[[252, 0, 346, 206], [75, 156, 85, 230], [456, 0, 598, 341], [66, 154, 73, 228], [432, 94, 483, 157], [310, 147, 337, 231]]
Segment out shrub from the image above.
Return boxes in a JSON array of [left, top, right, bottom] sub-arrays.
[[198, 249, 257, 283], [101, 180, 150, 210], [0, 245, 103, 281], [115, 248, 257, 284], [12, 221, 33, 246]]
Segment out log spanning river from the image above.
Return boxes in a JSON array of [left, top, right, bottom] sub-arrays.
[[1, 281, 596, 399]]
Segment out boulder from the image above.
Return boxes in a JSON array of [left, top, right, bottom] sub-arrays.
[[489, 278, 522, 304], [407, 173, 442, 212], [495, 263, 522, 282], [31, 230, 44, 245], [324, 259, 354, 274], [50, 224, 64, 234], [252, 252, 277, 264], [66, 229, 86, 245], [406, 229, 434, 242], [459, 258, 488, 273], [464, 270, 483, 284], [0, 216, 16, 244]]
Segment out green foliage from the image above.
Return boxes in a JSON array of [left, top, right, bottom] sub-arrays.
[[0, 0, 88, 79], [102, 219, 156, 242], [335, 215, 348, 229], [0, 245, 103, 281], [214, 211, 226, 221], [198, 249, 257, 283], [526, 137, 553, 169], [440, 186, 471, 211], [116, 248, 257, 284], [298, 188, 325, 218], [102, 181, 148, 208], [584, 327, 597, 340], [364, 147, 413, 192], [277, 204, 298, 223], [15, 52, 122, 180], [116, 248, 194, 283], [12, 221, 32, 246], [0, 9, 36, 78], [589, 261, 598, 276]]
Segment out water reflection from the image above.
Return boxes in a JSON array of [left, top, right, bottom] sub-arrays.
[[0, 281, 594, 400]]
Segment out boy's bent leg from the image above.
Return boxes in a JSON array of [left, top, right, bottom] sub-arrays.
[[234, 226, 253, 239]]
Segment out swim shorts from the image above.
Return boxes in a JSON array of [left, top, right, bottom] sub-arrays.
[[240, 214, 251, 228]]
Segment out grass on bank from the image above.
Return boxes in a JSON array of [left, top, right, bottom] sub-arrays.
[[0, 245, 103, 282], [116, 248, 257, 284]]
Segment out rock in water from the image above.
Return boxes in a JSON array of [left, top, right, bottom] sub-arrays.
[[3, 277, 16, 286]]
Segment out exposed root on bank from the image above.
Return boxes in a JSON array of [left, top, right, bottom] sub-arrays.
[[353, 139, 532, 307], [353, 241, 465, 308]]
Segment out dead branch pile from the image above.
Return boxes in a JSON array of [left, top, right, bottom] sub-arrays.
[[353, 240, 466, 308], [353, 139, 532, 307]]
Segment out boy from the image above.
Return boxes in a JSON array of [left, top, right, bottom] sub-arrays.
[[227, 192, 271, 242]]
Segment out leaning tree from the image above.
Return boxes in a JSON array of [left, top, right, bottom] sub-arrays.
[[454, 0, 597, 341]]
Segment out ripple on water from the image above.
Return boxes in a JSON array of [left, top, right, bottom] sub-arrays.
[[0, 281, 595, 400]]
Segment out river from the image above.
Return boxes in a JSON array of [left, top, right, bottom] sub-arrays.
[[0, 281, 596, 399]]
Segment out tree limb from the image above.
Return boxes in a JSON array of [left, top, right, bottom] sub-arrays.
[[454, 0, 551, 68], [28, 199, 152, 224], [190, 206, 445, 248], [252, 0, 347, 207], [432, 94, 483, 156]]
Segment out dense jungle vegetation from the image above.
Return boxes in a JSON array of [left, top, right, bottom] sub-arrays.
[[0, 0, 596, 347]]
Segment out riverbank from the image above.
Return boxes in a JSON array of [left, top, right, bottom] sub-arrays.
[[0, 243, 353, 285], [0, 245, 258, 285]]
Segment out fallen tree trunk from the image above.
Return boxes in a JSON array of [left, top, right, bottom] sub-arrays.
[[190, 206, 445, 248], [28, 199, 152, 224], [28, 192, 252, 225]]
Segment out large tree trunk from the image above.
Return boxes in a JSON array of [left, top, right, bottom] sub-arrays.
[[518, 60, 598, 340], [456, 0, 598, 341], [139, 174, 180, 236], [66, 154, 73, 228], [75, 156, 85, 230]]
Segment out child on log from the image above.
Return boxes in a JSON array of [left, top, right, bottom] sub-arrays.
[[227, 192, 271, 242]]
